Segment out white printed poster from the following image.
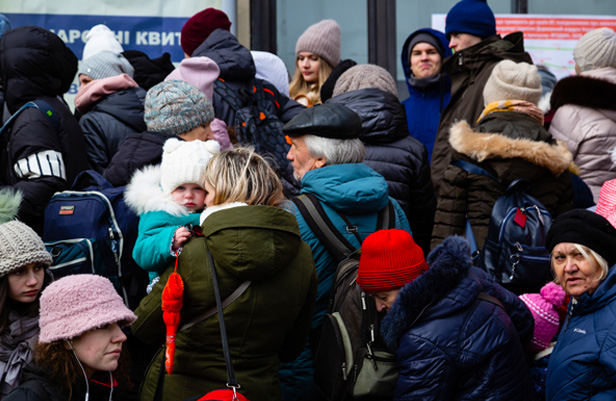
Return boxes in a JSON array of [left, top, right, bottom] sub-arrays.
[[433, 14, 616, 80]]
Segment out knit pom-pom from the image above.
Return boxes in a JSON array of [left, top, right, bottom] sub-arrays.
[[540, 282, 566, 307], [163, 137, 183, 154], [0, 188, 22, 225], [203, 139, 221, 155]]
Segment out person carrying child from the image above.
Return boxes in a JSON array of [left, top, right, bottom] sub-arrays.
[[125, 137, 220, 285]]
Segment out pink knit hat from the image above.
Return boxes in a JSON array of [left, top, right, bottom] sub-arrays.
[[165, 56, 220, 101], [595, 178, 616, 229], [38, 274, 137, 343], [519, 282, 566, 352]]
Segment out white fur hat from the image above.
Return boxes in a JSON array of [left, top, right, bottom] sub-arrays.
[[160, 138, 220, 194], [574, 28, 616, 73], [483, 60, 542, 106], [82, 24, 124, 60]]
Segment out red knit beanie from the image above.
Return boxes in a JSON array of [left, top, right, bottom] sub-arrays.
[[357, 229, 428, 293], [181, 8, 232, 56]]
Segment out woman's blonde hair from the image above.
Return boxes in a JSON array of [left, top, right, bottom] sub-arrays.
[[289, 55, 333, 106], [204, 147, 285, 207]]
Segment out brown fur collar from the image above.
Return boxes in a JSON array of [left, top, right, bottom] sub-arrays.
[[449, 120, 572, 175], [550, 75, 616, 112]]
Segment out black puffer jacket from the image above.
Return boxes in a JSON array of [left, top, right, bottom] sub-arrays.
[[79, 87, 147, 173], [0, 26, 87, 233], [327, 88, 435, 255], [103, 130, 175, 187], [122, 50, 175, 90], [192, 29, 304, 125], [4, 365, 119, 401]]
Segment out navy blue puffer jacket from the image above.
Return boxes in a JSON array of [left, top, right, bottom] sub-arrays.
[[546, 264, 616, 400], [381, 236, 537, 401]]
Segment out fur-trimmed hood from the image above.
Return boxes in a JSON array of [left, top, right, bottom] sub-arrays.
[[124, 164, 188, 217], [380, 236, 477, 351], [551, 67, 616, 113], [449, 120, 572, 175]]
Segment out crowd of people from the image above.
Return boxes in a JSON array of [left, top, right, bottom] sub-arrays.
[[1, 0, 616, 400]]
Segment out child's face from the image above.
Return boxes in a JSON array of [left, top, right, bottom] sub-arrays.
[[171, 183, 206, 212]]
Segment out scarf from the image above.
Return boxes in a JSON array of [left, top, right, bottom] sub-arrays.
[[0, 311, 39, 396], [477, 100, 544, 126], [74, 73, 140, 114], [407, 73, 442, 90]]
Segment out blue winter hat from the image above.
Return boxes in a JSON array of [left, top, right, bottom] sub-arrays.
[[445, 0, 496, 40], [0, 14, 12, 38]]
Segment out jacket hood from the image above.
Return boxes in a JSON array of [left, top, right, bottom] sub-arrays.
[[449, 119, 572, 175], [124, 164, 188, 217], [202, 205, 304, 281], [0, 25, 78, 113], [443, 32, 527, 76], [327, 88, 409, 144], [92, 86, 147, 131], [122, 50, 175, 91], [380, 236, 478, 351], [301, 163, 390, 214], [550, 68, 616, 117], [401, 28, 452, 93], [192, 29, 256, 82]]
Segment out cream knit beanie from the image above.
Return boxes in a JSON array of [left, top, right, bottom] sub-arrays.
[[333, 64, 398, 97], [160, 138, 220, 194], [295, 19, 341, 68], [0, 221, 52, 277], [483, 60, 542, 106], [574, 28, 616, 73]]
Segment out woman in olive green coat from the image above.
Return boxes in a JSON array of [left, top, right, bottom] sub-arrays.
[[132, 148, 317, 401]]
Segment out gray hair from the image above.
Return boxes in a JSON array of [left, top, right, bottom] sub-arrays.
[[304, 134, 365, 165]]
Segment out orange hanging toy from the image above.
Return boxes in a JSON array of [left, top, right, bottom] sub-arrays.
[[162, 252, 184, 375]]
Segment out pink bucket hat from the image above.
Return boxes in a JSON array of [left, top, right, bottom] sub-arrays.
[[38, 274, 137, 343]]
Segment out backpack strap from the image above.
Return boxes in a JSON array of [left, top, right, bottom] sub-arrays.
[[291, 193, 357, 263], [451, 159, 498, 182], [476, 292, 505, 310], [0, 99, 59, 138], [376, 200, 396, 230]]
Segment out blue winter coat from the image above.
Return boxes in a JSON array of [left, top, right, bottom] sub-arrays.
[[279, 163, 411, 401], [401, 28, 451, 161], [381, 236, 537, 401], [546, 265, 616, 400]]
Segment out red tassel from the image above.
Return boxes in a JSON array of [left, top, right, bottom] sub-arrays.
[[162, 254, 184, 375]]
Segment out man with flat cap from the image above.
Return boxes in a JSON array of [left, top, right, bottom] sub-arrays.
[[278, 103, 411, 401]]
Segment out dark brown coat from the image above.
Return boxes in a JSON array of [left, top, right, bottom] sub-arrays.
[[430, 33, 532, 194], [431, 112, 574, 250]]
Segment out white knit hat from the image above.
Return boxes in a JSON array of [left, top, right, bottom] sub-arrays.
[[295, 19, 341, 68], [483, 60, 542, 106], [160, 138, 220, 194], [574, 28, 616, 73], [82, 24, 124, 60], [0, 221, 52, 277]]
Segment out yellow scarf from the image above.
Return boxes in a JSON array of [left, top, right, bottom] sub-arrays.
[[477, 100, 544, 126]]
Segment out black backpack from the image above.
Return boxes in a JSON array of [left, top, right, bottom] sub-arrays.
[[453, 159, 553, 293], [291, 193, 398, 401], [214, 78, 298, 196]]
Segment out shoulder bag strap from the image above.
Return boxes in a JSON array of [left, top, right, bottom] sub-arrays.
[[291, 193, 358, 262], [179, 281, 251, 332], [205, 246, 241, 392], [451, 159, 498, 182]]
